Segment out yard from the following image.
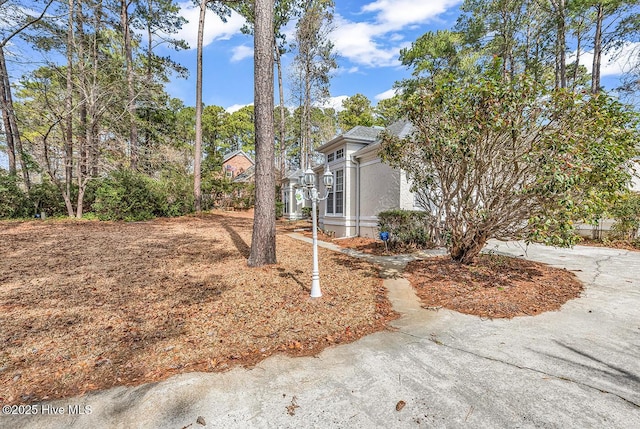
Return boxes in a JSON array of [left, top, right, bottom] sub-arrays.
[[0, 211, 586, 407], [0, 212, 395, 405]]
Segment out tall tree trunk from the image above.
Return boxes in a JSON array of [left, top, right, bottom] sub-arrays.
[[0, 47, 30, 188], [553, 0, 567, 89], [144, 0, 154, 165], [248, 0, 276, 267], [0, 0, 53, 182], [303, 64, 311, 170], [64, 0, 75, 217], [0, 47, 16, 175], [194, 0, 206, 212], [592, 3, 603, 94], [572, 24, 582, 91], [121, 0, 138, 170], [276, 46, 286, 179]]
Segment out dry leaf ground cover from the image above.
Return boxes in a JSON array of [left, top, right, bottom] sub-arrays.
[[405, 255, 583, 319], [0, 212, 395, 405], [283, 220, 584, 319]]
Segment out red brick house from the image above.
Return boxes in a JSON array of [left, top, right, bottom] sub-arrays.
[[222, 150, 254, 180]]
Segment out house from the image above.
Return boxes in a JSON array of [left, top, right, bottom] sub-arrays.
[[298, 122, 420, 238], [283, 123, 640, 239], [222, 150, 254, 180], [281, 168, 305, 220]]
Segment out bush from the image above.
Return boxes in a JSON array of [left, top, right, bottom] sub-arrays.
[[0, 170, 29, 218], [92, 169, 197, 221], [610, 192, 640, 240], [93, 169, 163, 221], [377, 209, 436, 249], [275, 201, 284, 218], [28, 180, 67, 217], [153, 172, 195, 217]]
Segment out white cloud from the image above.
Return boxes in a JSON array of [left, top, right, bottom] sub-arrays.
[[322, 95, 349, 112], [331, 0, 461, 67], [173, 2, 246, 49], [231, 45, 254, 62], [331, 18, 400, 67], [569, 42, 640, 77], [374, 88, 398, 101], [362, 0, 459, 29], [226, 103, 253, 113]]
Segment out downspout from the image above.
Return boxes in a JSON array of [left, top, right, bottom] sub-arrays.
[[353, 155, 361, 237]]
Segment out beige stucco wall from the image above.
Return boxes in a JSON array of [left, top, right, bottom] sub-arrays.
[[359, 160, 401, 218], [318, 142, 368, 238], [399, 170, 417, 210]]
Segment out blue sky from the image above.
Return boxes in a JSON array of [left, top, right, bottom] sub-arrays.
[[162, 0, 465, 111], [0, 0, 634, 169], [161, 0, 634, 112]]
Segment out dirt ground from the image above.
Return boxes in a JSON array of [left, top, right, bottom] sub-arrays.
[[0, 212, 395, 405], [405, 255, 583, 319], [284, 220, 583, 319], [1, 212, 584, 405]]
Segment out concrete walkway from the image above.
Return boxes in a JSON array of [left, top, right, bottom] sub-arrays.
[[2, 240, 639, 429]]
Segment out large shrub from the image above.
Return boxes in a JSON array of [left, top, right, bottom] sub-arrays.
[[0, 171, 28, 218], [92, 169, 197, 221], [153, 171, 195, 217], [28, 179, 67, 217], [610, 192, 640, 240], [377, 209, 436, 249], [93, 169, 163, 221]]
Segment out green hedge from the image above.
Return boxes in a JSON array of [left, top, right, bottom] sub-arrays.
[[92, 169, 195, 221], [0, 171, 29, 218], [28, 179, 68, 217], [377, 209, 435, 249]]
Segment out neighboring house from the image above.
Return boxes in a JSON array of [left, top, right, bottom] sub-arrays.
[[308, 122, 420, 238], [281, 168, 305, 220], [232, 165, 255, 184], [222, 150, 254, 180]]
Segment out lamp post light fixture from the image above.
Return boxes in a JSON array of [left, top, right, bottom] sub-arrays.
[[298, 165, 334, 298]]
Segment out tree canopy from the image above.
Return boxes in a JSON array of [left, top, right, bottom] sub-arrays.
[[382, 12, 640, 264]]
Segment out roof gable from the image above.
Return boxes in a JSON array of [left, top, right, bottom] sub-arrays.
[[316, 125, 382, 153], [223, 150, 254, 164]]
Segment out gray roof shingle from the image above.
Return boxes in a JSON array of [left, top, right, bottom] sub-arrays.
[[343, 125, 383, 141]]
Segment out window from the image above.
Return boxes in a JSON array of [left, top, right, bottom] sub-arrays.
[[326, 169, 344, 215], [327, 152, 335, 163], [336, 148, 344, 159], [283, 191, 290, 214], [335, 170, 344, 214]]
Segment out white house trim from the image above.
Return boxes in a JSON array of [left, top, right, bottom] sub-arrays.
[[309, 122, 419, 238], [358, 159, 382, 168]]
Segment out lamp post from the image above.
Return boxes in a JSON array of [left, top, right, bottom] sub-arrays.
[[298, 166, 334, 298]]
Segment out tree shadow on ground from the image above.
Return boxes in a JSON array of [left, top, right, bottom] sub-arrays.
[[534, 341, 640, 406], [216, 217, 251, 259]]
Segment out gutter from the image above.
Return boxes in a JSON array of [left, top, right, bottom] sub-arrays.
[[353, 155, 361, 237]]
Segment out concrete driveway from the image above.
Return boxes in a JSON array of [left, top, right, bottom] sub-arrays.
[[2, 241, 639, 428]]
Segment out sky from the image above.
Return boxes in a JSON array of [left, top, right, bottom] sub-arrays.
[[162, 0, 466, 111], [160, 0, 635, 113], [0, 0, 635, 169]]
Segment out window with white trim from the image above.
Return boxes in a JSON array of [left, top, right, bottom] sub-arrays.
[[336, 148, 344, 159], [326, 169, 344, 215], [283, 190, 290, 214], [327, 152, 335, 163]]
